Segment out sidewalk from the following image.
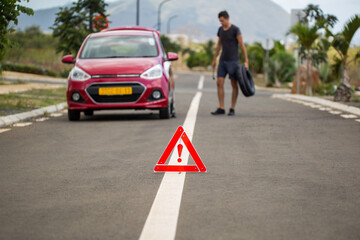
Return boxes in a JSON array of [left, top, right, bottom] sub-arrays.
[[272, 93, 360, 117]]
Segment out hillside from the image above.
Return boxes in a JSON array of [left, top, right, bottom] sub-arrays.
[[17, 0, 290, 43]]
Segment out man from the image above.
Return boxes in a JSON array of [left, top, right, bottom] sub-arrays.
[[211, 10, 249, 116]]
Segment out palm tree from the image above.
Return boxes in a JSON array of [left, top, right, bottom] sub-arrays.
[[288, 22, 321, 95], [329, 15, 360, 101]]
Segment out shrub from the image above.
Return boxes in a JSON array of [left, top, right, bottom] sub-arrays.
[[269, 51, 296, 86], [186, 52, 209, 69], [315, 83, 337, 95], [60, 68, 72, 78], [1, 62, 57, 77]]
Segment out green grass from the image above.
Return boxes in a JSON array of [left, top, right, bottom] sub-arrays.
[[0, 87, 66, 116]]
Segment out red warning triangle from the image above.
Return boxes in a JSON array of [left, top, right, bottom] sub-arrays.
[[154, 126, 207, 172]]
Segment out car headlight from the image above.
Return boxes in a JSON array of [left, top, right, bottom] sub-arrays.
[[140, 64, 163, 80], [70, 66, 91, 81]]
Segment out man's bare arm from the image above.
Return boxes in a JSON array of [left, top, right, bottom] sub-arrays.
[[212, 38, 222, 69], [237, 34, 249, 70]]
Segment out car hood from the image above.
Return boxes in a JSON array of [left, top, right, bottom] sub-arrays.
[[75, 58, 161, 75]]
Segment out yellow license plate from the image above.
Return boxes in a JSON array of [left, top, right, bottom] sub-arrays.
[[99, 87, 132, 95]]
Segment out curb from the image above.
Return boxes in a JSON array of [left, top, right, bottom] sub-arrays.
[[256, 86, 291, 93], [0, 102, 67, 128], [272, 94, 360, 116]]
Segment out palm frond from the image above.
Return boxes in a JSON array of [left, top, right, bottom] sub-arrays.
[[342, 14, 360, 44]]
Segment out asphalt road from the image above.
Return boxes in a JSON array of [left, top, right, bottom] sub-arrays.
[[0, 72, 360, 240]]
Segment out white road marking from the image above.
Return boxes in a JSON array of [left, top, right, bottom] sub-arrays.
[[301, 102, 313, 106], [139, 78, 203, 240], [50, 113, 63, 117], [341, 114, 358, 119], [36, 117, 50, 122], [197, 75, 204, 90], [309, 104, 321, 108], [356, 119, 360, 123], [329, 110, 342, 115], [13, 122, 32, 127], [319, 107, 331, 111], [0, 129, 11, 133]]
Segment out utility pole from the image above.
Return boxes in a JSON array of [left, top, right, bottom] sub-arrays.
[[262, 38, 273, 86], [136, 0, 140, 26], [167, 15, 178, 34], [296, 48, 300, 94], [157, 0, 171, 32]]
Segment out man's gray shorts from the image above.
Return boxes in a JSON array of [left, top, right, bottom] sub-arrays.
[[217, 60, 239, 80]]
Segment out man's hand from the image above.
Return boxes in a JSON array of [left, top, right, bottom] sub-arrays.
[[212, 59, 217, 69], [244, 61, 249, 70]]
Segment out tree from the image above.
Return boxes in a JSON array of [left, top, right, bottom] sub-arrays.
[[75, 0, 107, 33], [288, 23, 320, 95], [52, 7, 88, 55], [160, 35, 181, 53], [51, 0, 109, 55], [328, 14, 360, 102], [0, 0, 33, 62], [288, 4, 337, 95], [302, 4, 337, 28]]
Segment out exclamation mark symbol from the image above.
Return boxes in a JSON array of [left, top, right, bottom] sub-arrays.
[[177, 144, 183, 163]]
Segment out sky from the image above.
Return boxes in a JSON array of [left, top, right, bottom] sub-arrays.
[[21, 0, 360, 44]]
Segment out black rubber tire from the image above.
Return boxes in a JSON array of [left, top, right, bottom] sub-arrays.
[[84, 110, 94, 116], [159, 100, 171, 119], [68, 110, 80, 121], [170, 99, 176, 118], [236, 64, 255, 97]]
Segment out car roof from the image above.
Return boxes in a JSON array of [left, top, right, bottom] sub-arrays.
[[101, 26, 160, 37], [89, 30, 155, 38]]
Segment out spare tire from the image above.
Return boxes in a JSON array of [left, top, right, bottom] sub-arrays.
[[236, 64, 255, 97]]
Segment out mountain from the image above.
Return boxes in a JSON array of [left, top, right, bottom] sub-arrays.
[[17, 0, 290, 43]]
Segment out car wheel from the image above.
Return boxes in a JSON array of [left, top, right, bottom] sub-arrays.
[[170, 99, 176, 118], [84, 110, 94, 116], [159, 101, 171, 119], [68, 110, 80, 121]]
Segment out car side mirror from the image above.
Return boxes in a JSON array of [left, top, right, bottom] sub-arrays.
[[167, 52, 178, 61], [62, 55, 75, 64]]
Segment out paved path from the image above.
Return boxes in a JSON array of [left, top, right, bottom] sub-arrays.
[[0, 72, 359, 240]]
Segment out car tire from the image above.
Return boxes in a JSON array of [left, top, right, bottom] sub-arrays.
[[170, 99, 176, 118], [68, 110, 81, 121], [159, 101, 171, 119], [84, 110, 94, 116], [236, 64, 255, 97]]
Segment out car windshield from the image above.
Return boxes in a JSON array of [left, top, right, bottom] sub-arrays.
[[80, 35, 159, 59]]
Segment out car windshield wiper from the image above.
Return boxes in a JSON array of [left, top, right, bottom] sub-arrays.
[[105, 56, 133, 58]]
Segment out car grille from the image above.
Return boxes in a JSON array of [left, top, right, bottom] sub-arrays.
[[86, 83, 145, 103]]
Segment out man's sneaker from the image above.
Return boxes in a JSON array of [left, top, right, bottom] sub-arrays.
[[211, 108, 225, 115], [228, 108, 235, 116]]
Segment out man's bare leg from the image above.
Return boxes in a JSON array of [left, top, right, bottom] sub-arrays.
[[217, 77, 225, 109], [230, 79, 238, 109]]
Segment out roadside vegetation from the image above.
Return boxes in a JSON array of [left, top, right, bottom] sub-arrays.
[[0, 87, 66, 116]]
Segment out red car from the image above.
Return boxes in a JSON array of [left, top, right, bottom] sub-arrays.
[[62, 26, 178, 121]]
